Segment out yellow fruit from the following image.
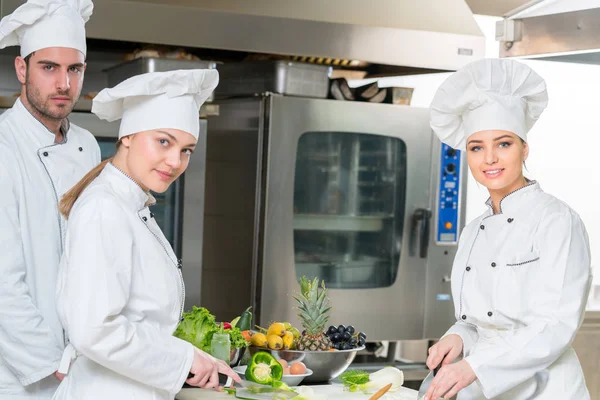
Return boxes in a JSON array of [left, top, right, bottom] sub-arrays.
[[250, 332, 268, 347], [283, 322, 293, 330], [267, 322, 286, 337], [282, 331, 294, 349], [267, 334, 284, 350], [288, 327, 301, 340]]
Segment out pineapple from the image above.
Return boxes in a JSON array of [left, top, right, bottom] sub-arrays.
[[293, 276, 333, 351]]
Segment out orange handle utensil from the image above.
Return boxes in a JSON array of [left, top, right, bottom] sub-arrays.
[[368, 383, 393, 400]]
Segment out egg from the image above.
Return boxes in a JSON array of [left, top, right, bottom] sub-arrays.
[[278, 359, 288, 368], [283, 367, 291, 375], [289, 362, 307, 375]]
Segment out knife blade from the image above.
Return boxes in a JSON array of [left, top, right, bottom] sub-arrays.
[[417, 364, 441, 400]]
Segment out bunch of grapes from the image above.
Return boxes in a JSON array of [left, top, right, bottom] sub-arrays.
[[326, 325, 366, 350]]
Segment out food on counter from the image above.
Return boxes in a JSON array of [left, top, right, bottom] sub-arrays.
[[250, 332, 268, 347], [173, 306, 249, 354], [278, 359, 289, 368], [289, 361, 307, 375], [326, 325, 367, 350], [267, 322, 286, 337], [267, 334, 284, 350], [237, 306, 253, 331], [254, 321, 300, 350], [245, 351, 284, 385], [340, 367, 404, 393], [294, 276, 333, 351]]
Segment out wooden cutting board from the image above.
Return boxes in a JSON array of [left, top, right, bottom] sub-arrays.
[[176, 384, 418, 400]]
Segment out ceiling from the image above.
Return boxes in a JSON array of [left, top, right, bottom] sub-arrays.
[[465, 0, 536, 16]]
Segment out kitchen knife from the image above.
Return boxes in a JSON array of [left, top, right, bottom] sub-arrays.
[[417, 364, 441, 400]]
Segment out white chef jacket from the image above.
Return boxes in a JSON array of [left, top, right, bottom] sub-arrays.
[[444, 181, 592, 400], [0, 98, 100, 399], [53, 163, 194, 400]]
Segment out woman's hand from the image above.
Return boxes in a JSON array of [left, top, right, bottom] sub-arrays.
[[186, 348, 242, 390], [426, 334, 464, 371], [53, 371, 65, 382], [423, 359, 477, 400]]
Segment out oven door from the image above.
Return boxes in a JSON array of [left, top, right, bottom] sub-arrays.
[[259, 95, 434, 341]]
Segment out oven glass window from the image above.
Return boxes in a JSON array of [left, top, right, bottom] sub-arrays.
[[293, 132, 407, 289], [97, 138, 178, 249]]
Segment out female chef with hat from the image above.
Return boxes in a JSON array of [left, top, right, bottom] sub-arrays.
[[423, 58, 592, 400], [51, 69, 241, 400]]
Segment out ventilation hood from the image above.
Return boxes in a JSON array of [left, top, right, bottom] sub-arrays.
[[1, 0, 485, 72], [499, 0, 600, 65]]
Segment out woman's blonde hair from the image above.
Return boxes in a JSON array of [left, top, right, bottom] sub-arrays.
[[59, 142, 121, 219]]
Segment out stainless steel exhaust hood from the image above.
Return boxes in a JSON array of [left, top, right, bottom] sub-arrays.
[[1, 0, 485, 72], [499, 0, 600, 65]]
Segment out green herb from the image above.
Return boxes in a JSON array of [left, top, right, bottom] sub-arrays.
[[339, 369, 370, 392]]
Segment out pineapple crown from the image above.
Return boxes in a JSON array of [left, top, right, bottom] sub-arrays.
[[293, 276, 331, 334]]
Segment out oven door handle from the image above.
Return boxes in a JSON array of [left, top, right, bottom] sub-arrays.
[[409, 208, 432, 258]]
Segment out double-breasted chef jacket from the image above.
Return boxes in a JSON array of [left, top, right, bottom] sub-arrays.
[[0, 98, 100, 399], [53, 163, 194, 400], [445, 180, 592, 399]]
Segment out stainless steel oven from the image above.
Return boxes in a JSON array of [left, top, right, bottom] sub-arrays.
[[202, 93, 467, 341]]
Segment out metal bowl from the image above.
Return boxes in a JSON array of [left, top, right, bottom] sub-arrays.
[[248, 345, 364, 383], [229, 347, 246, 368]]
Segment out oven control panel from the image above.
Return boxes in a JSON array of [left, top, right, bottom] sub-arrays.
[[436, 144, 461, 244]]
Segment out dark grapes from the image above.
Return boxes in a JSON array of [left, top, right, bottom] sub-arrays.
[[325, 324, 367, 350]]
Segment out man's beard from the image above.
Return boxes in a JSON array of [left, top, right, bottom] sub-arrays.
[[25, 73, 78, 121]]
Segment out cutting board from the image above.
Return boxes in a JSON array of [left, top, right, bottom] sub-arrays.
[[176, 384, 418, 400]]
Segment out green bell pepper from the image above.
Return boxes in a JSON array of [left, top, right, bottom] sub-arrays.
[[245, 351, 283, 385]]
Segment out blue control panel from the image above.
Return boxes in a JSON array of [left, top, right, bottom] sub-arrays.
[[436, 144, 461, 244]]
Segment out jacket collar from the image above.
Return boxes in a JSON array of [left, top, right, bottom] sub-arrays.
[[102, 162, 156, 211], [485, 180, 540, 215], [14, 97, 70, 146]]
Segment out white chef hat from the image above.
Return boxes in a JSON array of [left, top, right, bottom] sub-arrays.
[[0, 0, 93, 57], [430, 58, 548, 150], [92, 69, 219, 140]]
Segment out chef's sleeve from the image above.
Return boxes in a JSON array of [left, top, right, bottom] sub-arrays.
[[464, 211, 592, 398], [0, 154, 63, 385], [443, 321, 478, 357], [59, 197, 194, 394]]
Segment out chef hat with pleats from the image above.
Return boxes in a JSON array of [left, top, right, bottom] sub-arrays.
[[0, 0, 93, 57], [430, 58, 548, 150], [92, 69, 219, 140]]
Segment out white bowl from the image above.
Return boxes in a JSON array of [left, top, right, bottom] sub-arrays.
[[233, 365, 313, 387]]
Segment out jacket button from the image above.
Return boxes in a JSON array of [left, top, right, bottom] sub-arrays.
[[466, 266, 471, 271], [480, 225, 485, 230], [79, 147, 83, 152], [507, 218, 514, 223], [43, 151, 48, 157], [491, 262, 497, 267], [461, 315, 467, 320], [142, 216, 148, 222], [488, 311, 493, 317]]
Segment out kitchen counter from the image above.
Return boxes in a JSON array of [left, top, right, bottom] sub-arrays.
[[176, 384, 419, 399]]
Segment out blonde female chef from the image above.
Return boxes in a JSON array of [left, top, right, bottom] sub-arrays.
[[52, 69, 241, 400], [423, 58, 592, 400]]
